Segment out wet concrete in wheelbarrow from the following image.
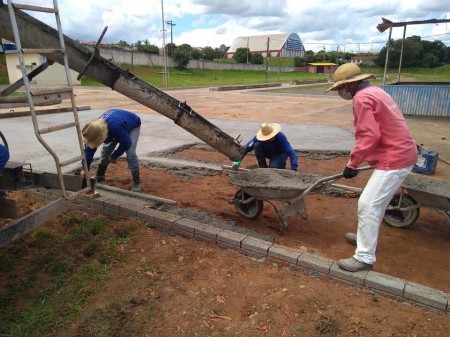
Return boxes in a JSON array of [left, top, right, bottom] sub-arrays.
[[229, 168, 322, 200], [403, 174, 450, 199]]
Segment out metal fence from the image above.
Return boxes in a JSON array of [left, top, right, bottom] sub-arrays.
[[382, 83, 450, 117]]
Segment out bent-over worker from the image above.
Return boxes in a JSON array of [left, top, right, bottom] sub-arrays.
[[232, 122, 298, 171], [81, 108, 142, 192]]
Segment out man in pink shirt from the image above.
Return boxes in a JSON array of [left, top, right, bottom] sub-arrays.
[[326, 63, 418, 272]]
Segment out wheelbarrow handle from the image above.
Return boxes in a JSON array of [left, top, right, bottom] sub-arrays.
[[288, 165, 373, 205], [314, 165, 372, 184]]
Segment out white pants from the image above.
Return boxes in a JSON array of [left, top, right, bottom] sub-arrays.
[[354, 166, 413, 264]]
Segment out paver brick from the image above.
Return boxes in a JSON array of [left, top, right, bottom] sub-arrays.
[[154, 212, 182, 227], [268, 244, 302, 265], [365, 271, 406, 297], [194, 223, 222, 244], [217, 229, 247, 250], [330, 262, 368, 285], [297, 252, 333, 274], [329, 262, 368, 285], [174, 218, 203, 234], [404, 282, 449, 310], [173, 218, 204, 239], [242, 236, 273, 256], [119, 205, 140, 217], [240, 248, 267, 259], [136, 208, 160, 224]]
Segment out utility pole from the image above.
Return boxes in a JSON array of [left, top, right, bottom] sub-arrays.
[[265, 37, 270, 82], [166, 19, 176, 56], [160, 0, 168, 87], [246, 37, 249, 64]]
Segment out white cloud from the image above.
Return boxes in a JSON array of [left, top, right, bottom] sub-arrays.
[[20, 0, 450, 52]]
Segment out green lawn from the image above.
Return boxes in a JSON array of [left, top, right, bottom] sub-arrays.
[[80, 64, 450, 89], [81, 65, 331, 88]]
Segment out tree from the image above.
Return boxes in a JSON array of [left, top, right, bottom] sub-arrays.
[[202, 46, 216, 61], [174, 44, 193, 69], [116, 40, 130, 48], [191, 49, 202, 60], [294, 57, 307, 67], [422, 40, 447, 64], [165, 42, 176, 57], [423, 53, 440, 68], [235, 47, 250, 64], [375, 36, 447, 68], [218, 44, 229, 58], [251, 53, 263, 65], [135, 39, 159, 54]]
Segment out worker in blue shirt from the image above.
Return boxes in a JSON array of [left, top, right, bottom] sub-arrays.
[[232, 122, 298, 171], [0, 144, 9, 173], [81, 109, 142, 192]]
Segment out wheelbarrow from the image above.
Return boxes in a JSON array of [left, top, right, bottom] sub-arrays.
[[227, 166, 371, 230], [383, 174, 450, 228]]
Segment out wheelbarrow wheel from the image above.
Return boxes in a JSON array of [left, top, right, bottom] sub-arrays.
[[234, 190, 264, 219], [384, 194, 420, 228]]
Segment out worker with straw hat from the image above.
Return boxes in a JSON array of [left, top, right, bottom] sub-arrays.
[[81, 108, 142, 192], [232, 122, 298, 171], [326, 63, 418, 272]]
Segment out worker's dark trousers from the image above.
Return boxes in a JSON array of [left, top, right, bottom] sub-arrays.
[[254, 142, 288, 169]]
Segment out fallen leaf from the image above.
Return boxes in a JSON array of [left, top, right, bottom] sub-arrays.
[[256, 324, 270, 332], [216, 295, 225, 304]]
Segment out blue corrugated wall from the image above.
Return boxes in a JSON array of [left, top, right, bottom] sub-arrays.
[[382, 84, 450, 117]]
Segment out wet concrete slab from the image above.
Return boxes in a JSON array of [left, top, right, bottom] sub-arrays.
[[0, 109, 354, 173]]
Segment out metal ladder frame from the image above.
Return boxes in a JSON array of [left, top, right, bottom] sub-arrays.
[[6, 0, 91, 198]]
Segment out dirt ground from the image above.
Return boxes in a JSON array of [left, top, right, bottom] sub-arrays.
[[1, 86, 450, 335], [3, 148, 450, 336], [100, 146, 450, 293]]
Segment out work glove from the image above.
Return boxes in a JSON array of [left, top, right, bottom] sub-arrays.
[[231, 160, 241, 170], [343, 166, 358, 179]]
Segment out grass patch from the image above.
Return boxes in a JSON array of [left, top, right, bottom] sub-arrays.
[[81, 65, 331, 88], [80, 63, 450, 90], [0, 212, 136, 336]]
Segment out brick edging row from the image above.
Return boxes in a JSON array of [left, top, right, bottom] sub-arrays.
[[29, 188, 450, 313]]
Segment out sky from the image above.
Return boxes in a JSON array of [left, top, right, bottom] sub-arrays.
[[25, 0, 450, 53]]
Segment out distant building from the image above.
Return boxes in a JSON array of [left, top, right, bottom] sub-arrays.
[[350, 55, 376, 66], [226, 33, 305, 59], [2, 39, 80, 85], [296, 62, 337, 74]]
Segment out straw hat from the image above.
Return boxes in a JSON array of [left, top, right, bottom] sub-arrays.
[[256, 122, 281, 141], [326, 63, 375, 92], [82, 118, 108, 148]]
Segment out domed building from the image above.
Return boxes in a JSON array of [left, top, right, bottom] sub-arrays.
[[225, 33, 305, 58]]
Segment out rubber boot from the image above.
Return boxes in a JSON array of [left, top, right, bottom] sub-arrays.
[[131, 169, 141, 192], [94, 164, 108, 182]]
